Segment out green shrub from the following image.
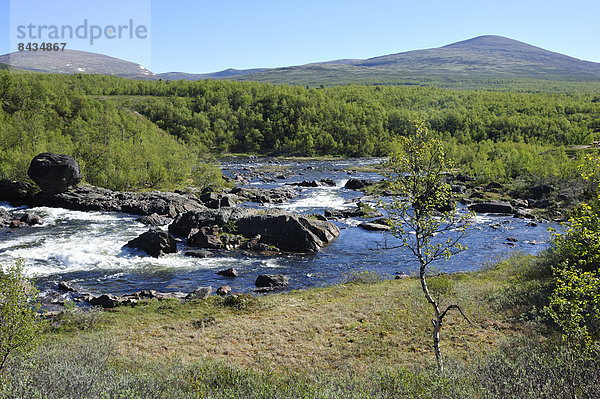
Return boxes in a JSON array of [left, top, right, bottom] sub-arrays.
[[0, 259, 40, 374], [222, 293, 259, 311]]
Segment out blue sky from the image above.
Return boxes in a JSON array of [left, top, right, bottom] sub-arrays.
[[1, 0, 599, 74]]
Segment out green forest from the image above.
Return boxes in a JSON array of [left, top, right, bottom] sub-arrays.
[[1, 70, 599, 190]]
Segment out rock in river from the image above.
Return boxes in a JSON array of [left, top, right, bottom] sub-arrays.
[[28, 153, 82, 194], [218, 267, 238, 278], [124, 228, 178, 257], [359, 222, 391, 231], [32, 185, 204, 217], [185, 249, 214, 258], [169, 208, 340, 253], [468, 201, 514, 214], [344, 178, 377, 190], [136, 213, 173, 226], [255, 274, 289, 289]]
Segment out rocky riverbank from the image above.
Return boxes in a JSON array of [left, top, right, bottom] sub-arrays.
[[2, 154, 565, 310]]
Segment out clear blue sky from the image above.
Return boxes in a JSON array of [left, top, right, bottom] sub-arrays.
[[1, 0, 599, 74]]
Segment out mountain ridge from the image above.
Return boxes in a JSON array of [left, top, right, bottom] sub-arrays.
[[2, 35, 600, 85]]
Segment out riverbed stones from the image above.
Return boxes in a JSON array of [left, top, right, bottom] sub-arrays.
[[255, 274, 289, 289], [89, 294, 119, 308], [57, 281, 77, 292], [240, 234, 262, 250], [19, 213, 42, 226], [27, 153, 82, 194], [198, 192, 237, 208], [124, 228, 178, 257], [9, 220, 26, 228], [30, 185, 205, 217], [227, 186, 298, 204]]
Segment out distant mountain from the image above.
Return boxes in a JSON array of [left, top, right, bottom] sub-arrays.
[[0, 49, 156, 79], [226, 36, 600, 85], [158, 68, 267, 81], [2, 36, 600, 86]]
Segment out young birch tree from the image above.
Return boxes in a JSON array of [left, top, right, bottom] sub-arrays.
[[381, 118, 471, 373]]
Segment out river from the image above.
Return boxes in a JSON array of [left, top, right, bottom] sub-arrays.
[[0, 158, 558, 298]]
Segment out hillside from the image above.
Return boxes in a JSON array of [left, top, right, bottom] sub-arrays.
[[0, 49, 156, 79]]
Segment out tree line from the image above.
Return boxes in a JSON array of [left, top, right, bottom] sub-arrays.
[[1, 70, 599, 189]]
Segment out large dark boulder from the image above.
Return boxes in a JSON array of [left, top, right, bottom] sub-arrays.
[[124, 228, 178, 257], [28, 153, 81, 194], [468, 201, 514, 214], [169, 208, 340, 253]]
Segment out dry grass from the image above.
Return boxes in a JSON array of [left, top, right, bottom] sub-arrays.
[[86, 269, 532, 375]]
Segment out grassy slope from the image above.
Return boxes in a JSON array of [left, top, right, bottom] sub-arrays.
[[49, 254, 550, 375]]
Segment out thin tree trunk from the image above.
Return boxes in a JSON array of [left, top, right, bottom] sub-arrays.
[[433, 318, 443, 373], [418, 256, 444, 373]]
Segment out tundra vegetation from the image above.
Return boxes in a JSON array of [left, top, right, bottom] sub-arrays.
[[1, 251, 599, 398]]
